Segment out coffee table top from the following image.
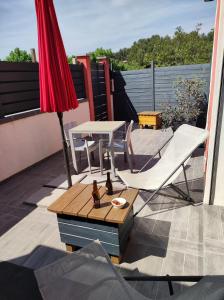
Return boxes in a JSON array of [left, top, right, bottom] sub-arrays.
[[48, 183, 138, 224]]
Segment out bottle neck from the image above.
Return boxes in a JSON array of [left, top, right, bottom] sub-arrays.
[[93, 181, 98, 191]]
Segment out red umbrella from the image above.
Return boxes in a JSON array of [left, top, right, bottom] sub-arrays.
[[35, 0, 79, 188]]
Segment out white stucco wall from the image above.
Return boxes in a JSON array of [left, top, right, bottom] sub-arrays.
[[0, 101, 90, 182]]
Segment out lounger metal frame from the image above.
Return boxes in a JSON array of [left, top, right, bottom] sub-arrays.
[[124, 275, 203, 296], [133, 142, 198, 218]]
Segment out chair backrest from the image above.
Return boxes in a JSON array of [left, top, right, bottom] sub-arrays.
[[125, 120, 134, 146], [63, 121, 81, 147], [63, 121, 77, 140], [161, 124, 208, 164], [150, 124, 209, 187]]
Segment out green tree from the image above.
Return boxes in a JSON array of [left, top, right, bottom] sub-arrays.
[[67, 55, 76, 64], [5, 48, 32, 62], [113, 24, 213, 70], [89, 48, 114, 62]]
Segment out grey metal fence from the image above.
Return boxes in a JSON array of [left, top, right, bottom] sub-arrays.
[[113, 63, 211, 121]]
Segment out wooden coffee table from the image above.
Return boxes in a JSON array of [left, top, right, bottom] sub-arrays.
[[48, 183, 138, 264]]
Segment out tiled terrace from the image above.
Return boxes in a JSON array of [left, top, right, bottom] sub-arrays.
[[0, 127, 224, 299]]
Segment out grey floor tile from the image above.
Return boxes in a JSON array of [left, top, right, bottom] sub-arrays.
[[187, 205, 204, 243], [168, 238, 204, 257], [204, 252, 224, 275], [161, 250, 184, 276], [203, 205, 223, 240], [170, 205, 190, 240], [220, 207, 224, 239], [204, 238, 224, 255], [183, 253, 204, 275]]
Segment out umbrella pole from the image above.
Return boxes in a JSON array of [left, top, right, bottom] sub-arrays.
[[57, 112, 72, 188]]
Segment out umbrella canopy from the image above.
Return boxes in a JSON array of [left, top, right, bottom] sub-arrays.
[[35, 0, 79, 187], [35, 0, 78, 112]]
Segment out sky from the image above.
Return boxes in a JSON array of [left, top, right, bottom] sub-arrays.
[[0, 0, 216, 60]]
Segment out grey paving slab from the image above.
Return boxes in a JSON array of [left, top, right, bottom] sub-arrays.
[[187, 205, 204, 243], [183, 254, 204, 275], [203, 204, 223, 240], [204, 252, 224, 275], [168, 238, 204, 257], [220, 207, 224, 239], [170, 205, 190, 240]]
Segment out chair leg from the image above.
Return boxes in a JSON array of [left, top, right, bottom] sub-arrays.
[[107, 151, 110, 162], [182, 164, 191, 200], [86, 147, 92, 174], [130, 142, 134, 156], [72, 151, 79, 174], [129, 142, 135, 165], [125, 144, 133, 173], [91, 151, 95, 161], [79, 152, 82, 163], [110, 148, 116, 176], [99, 145, 104, 175]]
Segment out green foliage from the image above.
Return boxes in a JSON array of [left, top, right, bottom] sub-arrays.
[[161, 78, 207, 129], [67, 55, 76, 64], [89, 48, 114, 62], [5, 48, 32, 62], [113, 24, 213, 70]]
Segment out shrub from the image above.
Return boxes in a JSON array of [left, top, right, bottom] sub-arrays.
[[161, 78, 207, 129]]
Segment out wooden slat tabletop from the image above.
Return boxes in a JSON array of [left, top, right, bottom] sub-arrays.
[[48, 183, 87, 214], [62, 184, 93, 216], [105, 189, 139, 223], [88, 189, 122, 221], [48, 183, 138, 224], [78, 187, 106, 218]]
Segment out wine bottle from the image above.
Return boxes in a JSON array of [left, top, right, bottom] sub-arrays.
[[105, 172, 113, 195], [92, 180, 100, 208]]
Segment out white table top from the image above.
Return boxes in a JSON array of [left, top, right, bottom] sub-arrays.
[[69, 121, 125, 134]]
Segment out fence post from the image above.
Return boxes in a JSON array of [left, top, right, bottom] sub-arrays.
[[76, 55, 95, 121], [30, 48, 37, 63], [151, 61, 155, 111], [98, 57, 113, 120]]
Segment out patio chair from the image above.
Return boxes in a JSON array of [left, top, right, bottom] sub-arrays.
[[34, 241, 224, 300], [64, 122, 98, 174], [117, 124, 208, 214], [99, 120, 134, 175]]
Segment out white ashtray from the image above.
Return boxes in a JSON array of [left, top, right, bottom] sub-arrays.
[[111, 197, 127, 209]]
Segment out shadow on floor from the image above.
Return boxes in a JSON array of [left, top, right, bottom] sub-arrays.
[[0, 261, 42, 300], [0, 243, 197, 300], [138, 176, 204, 215]]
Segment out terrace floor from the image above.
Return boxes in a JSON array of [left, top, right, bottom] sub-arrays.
[[0, 127, 224, 299]]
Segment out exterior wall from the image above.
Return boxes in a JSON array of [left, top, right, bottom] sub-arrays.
[[0, 101, 90, 182], [204, 0, 224, 205]]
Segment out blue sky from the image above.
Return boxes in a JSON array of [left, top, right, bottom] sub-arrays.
[[0, 0, 216, 60]]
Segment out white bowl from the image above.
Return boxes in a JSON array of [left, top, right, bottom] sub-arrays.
[[111, 197, 127, 209]]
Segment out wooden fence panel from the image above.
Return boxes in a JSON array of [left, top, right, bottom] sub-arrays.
[[113, 63, 211, 121], [0, 62, 86, 117]]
